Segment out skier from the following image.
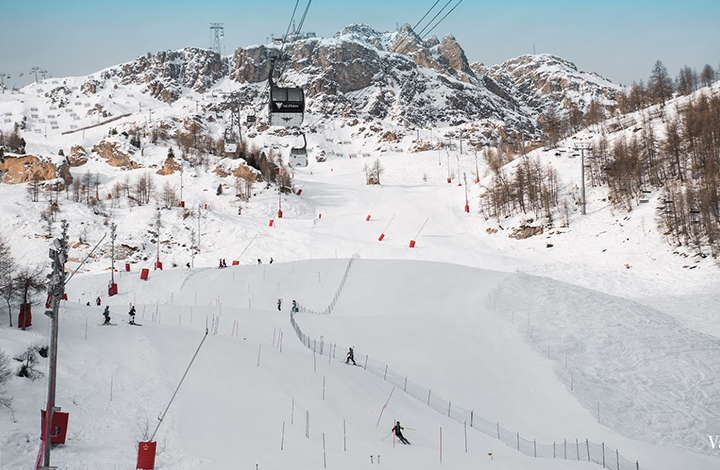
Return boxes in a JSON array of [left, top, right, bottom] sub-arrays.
[[222, 259, 227, 268], [102, 306, 111, 325], [128, 305, 136, 325], [345, 347, 356, 365], [291, 300, 299, 313], [392, 421, 410, 445], [186, 262, 191, 270], [277, 298, 283, 311], [96, 296, 101, 306], [269, 257, 274, 264], [257, 258, 262, 264]]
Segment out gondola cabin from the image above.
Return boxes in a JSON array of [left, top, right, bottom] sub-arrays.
[[289, 134, 308, 167], [247, 113, 256, 126], [224, 128, 238, 153], [269, 85, 304, 127], [225, 139, 238, 154]]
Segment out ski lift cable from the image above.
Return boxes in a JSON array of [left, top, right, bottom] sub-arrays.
[[415, 0, 464, 44], [294, 0, 313, 37], [413, 0, 455, 39], [247, 0, 310, 120], [412, 0, 442, 32], [242, 0, 300, 119], [277, 0, 301, 64], [276, 0, 313, 82]]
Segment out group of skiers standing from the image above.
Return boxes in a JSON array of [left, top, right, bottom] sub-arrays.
[[278, 299, 299, 313], [99, 303, 136, 325]]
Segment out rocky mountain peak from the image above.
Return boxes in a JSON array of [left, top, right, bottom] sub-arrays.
[[487, 53, 621, 113], [96, 47, 227, 103], [69, 25, 622, 138], [425, 35, 440, 48], [438, 33, 473, 82]]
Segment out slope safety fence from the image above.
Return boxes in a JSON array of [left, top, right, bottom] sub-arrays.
[[296, 253, 359, 315], [289, 262, 643, 470]]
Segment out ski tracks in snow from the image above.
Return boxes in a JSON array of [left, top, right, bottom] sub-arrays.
[[490, 273, 720, 454]]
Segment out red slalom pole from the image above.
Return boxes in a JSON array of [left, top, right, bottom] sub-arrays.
[[378, 214, 396, 242], [409, 218, 429, 248], [366, 195, 381, 221]]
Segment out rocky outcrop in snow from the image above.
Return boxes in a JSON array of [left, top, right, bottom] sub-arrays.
[[103, 47, 227, 103]]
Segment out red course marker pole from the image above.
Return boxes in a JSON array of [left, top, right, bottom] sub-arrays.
[[378, 215, 396, 242], [366, 195, 381, 221], [409, 218, 429, 248]]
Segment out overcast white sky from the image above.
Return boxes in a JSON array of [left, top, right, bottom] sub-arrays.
[[1, 0, 718, 88]]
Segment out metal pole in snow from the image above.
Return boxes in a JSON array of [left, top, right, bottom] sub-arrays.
[[281, 421, 285, 450], [440, 427, 443, 463], [414, 218, 430, 240], [376, 387, 395, 427], [464, 420, 467, 452], [367, 195, 381, 220], [474, 150, 479, 183], [322, 433, 327, 469], [150, 328, 209, 441], [446, 152, 451, 180], [380, 214, 396, 234], [237, 234, 258, 261]]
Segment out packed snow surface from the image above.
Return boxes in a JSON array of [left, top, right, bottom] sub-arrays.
[[2, 82, 720, 470]]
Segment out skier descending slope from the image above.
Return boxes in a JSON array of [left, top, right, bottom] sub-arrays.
[[392, 421, 410, 445], [345, 347, 357, 365]]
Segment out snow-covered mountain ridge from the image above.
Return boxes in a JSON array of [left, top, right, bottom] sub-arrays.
[[64, 24, 621, 133]]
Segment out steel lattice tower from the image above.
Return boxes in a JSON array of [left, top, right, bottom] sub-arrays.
[[210, 23, 224, 55]]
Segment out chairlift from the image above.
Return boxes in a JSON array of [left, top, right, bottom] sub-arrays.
[[289, 133, 308, 167], [267, 56, 304, 127]]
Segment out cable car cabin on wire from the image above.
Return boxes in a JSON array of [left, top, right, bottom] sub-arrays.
[[289, 134, 308, 167], [267, 54, 305, 127], [269, 84, 304, 127], [224, 128, 238, 153]]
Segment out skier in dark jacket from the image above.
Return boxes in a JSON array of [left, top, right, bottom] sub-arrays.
[[102, 306, 111, 325], [345, 347, 356, 365], [392, 421, 410, 445], [128, 306, 136, 324]]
